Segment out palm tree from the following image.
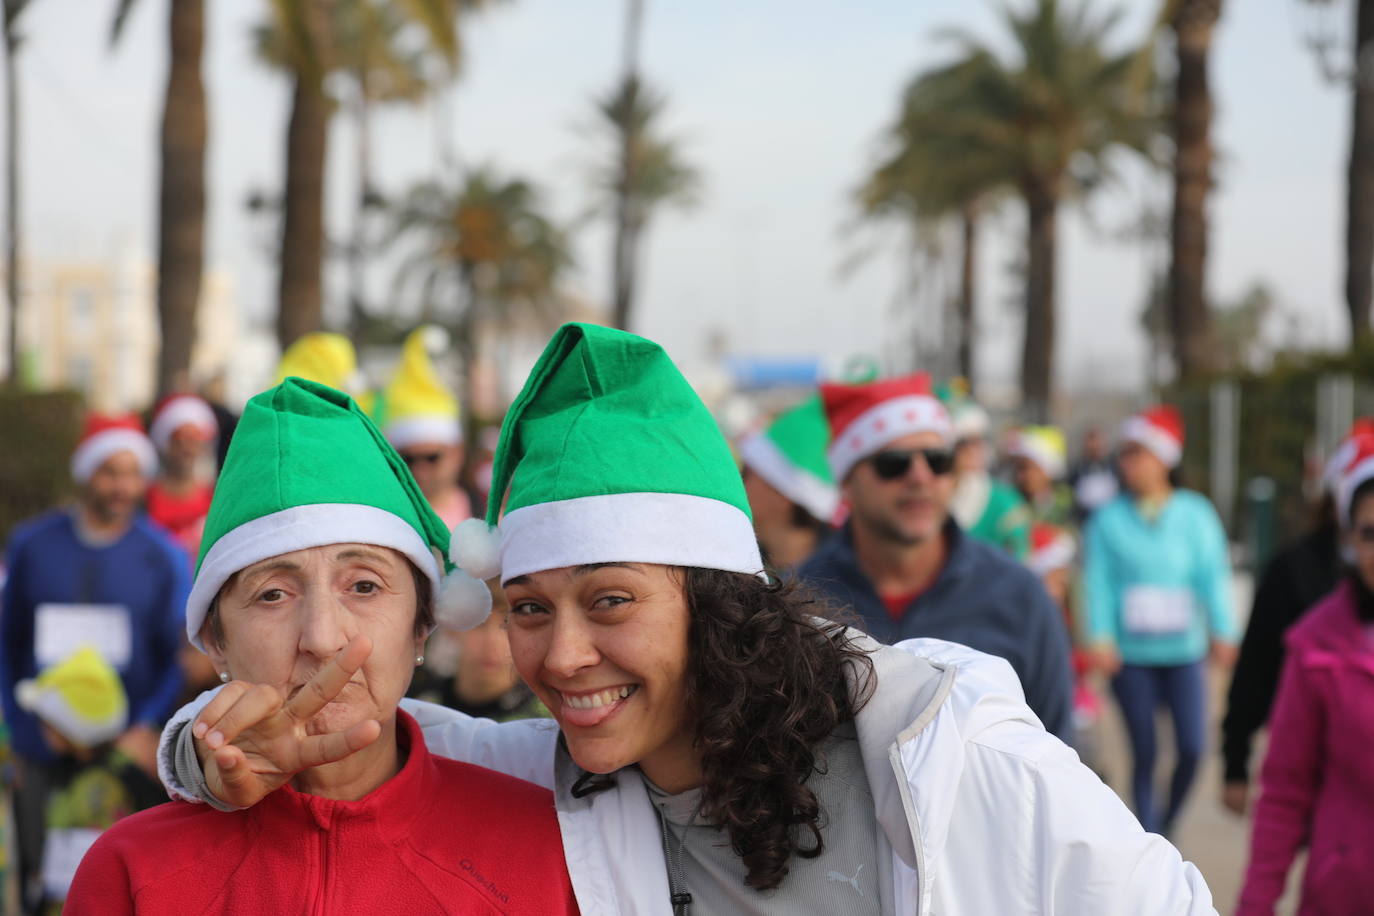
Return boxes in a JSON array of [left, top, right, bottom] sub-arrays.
[[2, 0, 32, 384], [112, 0, 207, 397], [1161, 0, 1223, 379], [260, 0, 474, 352], [389, 167, 572, 376], [859, 55, 1016, 384], [912, 0, 1156, 419]]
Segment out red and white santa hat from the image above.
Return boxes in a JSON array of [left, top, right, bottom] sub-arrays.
[[1336, 433, 1374, 526], [1323, 418, 1374, 495], [1027, 522, 1076, 578], [819, 372, 953, 481], [70, 414, 158, 484], [1120, 405, 1185, 469], [149, 394, 218, 454]]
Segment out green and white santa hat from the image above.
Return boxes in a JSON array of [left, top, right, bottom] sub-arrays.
[[442, 322, 765, 626], [738, 395, 838, 523], [185, 377, 456, 650]]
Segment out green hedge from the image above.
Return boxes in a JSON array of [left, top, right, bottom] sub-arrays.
[[0, 387, 84, 547]]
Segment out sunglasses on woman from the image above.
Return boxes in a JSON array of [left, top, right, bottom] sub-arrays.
[[400, 450, 444, 467], [868, 447, 955, 480]]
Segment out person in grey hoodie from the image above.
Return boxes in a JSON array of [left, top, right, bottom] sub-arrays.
[[796, 373, 1074, 741]]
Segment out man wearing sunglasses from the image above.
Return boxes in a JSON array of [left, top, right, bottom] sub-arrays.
[[798, 373, 1074, 741]]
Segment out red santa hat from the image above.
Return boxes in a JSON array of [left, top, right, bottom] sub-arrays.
[[820, 373, 953, 481], [70, 414, 157, 484], [1323, 418, 1374, 495], [149, 394, 218, 454], [1337, 433, 1374, 526], [1027, 522, 1076, 577], [1120, 405, 1184, 469]]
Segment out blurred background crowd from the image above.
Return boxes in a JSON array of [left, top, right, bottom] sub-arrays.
[[1, 0, 1373, 912]]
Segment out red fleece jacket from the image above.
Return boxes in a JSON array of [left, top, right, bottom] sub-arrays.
[[66, 712, 577, 915]]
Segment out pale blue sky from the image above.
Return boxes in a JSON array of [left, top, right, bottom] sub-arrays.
[[10, 0, 1350, 395]]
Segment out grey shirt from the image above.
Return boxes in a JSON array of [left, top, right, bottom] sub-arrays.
[[643, 722, 884, 915]]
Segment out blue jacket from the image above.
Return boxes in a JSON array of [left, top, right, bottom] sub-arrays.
[[798, 520, 1073, 741], [1, 510, 188, 761], [1082, 490, 1238, 666]]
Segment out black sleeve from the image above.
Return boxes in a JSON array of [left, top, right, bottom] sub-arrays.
[[1220, 555, 1297, 782]]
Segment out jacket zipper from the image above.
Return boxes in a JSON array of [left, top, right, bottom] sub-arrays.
[[311, 819, 329, 914]]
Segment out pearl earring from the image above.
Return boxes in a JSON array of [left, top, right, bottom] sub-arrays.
[[219, 671, 230, 684], [415, 655, 425, 666]]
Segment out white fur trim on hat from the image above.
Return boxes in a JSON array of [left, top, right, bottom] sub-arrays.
[[739, 431, 839, 523], [150, 397, 218, 454], [1010, 437, 1066, 480], [385, 416, 463, 449], [16, 677, 127, 748], [1120, 416, 1182, 469], [185, 503, 442, 651], [498, 492, 765, 585], [1027, 533, 1077, 577], [827, 395, 953, 481], [70, 429, 158, 484], [1339, 455, 1374, 528], [1325, 438, 1361, 495]]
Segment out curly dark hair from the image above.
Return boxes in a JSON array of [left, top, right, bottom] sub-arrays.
[[571, 567, 876, 892]]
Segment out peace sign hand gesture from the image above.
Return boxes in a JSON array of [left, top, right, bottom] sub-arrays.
[[192, 636, 382, 809]]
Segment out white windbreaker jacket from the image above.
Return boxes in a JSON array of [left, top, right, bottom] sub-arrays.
[[159, 636, 1217, 915]]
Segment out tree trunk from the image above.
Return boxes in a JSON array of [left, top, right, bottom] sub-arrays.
[[1168, 0, 1221, 379], [276, 0, 333, 352], [957, 202, 978, 385], [1347, 0, 1374, 347], [610, 78, 637, 332], [155, 0, 207, 397], [347, 79, 371, 338], [3, 5, 19, 384], [1020, 178, 1059, 423]]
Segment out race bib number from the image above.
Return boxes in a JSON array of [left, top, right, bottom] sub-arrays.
[[1122, 586, 1194, 635], [35, 603, 132, 669], [42, 827, 101, 900]]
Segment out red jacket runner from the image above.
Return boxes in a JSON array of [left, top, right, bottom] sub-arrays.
[[66, 711, 578, 914]]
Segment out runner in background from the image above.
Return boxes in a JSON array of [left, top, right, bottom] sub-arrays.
[[1069, 426, 1119, 525], [0, 415, 187, 914], [738, 394, 839, 573], [380, 327, 472, 530], [15, 647, 163, 913], [1218, 422, 1355, 815], [1083, 405, 1238, 837], [145, 394, 219, 559], [1235, 434, 1374, 913], [1009, 425, 1075, 528], [943, 395, 1031, 559]]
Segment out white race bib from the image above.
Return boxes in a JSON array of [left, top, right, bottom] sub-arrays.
[[34, 604, 132, 669], [1122, 586, 1194, 635], [42, 827, 101, 900]]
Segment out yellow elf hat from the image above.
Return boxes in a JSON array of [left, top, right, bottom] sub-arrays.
[[275, 332, 366, 395], [15, 646, 128, 748], [382, 326, 462, 449]]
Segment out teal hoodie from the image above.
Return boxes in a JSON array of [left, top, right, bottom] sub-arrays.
[[1083, 490, 1238, 665]]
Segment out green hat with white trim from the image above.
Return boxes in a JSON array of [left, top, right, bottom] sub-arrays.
[[739, 395, 838, 523], [444, 323, 764, 625], [185, 377, 453, 651]]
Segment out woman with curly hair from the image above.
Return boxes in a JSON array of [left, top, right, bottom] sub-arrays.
[[157, 324, 1216, 914]]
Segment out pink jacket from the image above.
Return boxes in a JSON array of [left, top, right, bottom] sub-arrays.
[[1236, 579, 1374, 915]]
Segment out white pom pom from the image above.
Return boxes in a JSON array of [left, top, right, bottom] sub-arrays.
[[14, 680, 41, 712], [435, 569, 493, 631], [450, 517, 502, 581], [421, 325, 450, 356]]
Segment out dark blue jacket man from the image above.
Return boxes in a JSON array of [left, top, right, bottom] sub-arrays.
[[799, 375, 1073, 742]]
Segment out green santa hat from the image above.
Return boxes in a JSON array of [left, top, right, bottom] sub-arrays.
[[185, 377, 455, 650], [445, 322, 764, 625], [738, 395, 838, 523]]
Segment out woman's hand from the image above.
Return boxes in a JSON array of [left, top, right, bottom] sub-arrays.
[[1088, 643, 1122, 676], [192, 636, 382, 808]]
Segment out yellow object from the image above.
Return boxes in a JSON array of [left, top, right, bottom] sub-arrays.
[[275, 333, 362, 393], [382, 326, 462, 448], [15, 647, 128, 748]]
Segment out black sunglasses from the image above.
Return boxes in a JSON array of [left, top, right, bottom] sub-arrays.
[[400, 451, 444, 467], [868, 448, 955, 480]]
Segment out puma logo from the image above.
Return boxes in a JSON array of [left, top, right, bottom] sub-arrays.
[[826, 863, 865, 897]]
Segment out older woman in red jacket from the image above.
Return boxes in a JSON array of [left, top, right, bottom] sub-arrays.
[[67, 379, 576, 915], [1237, 436, 1374, 915]]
